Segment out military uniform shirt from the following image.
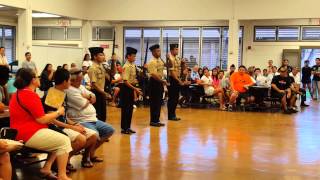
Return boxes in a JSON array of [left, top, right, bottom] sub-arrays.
[[168, 54, 181, 78], [88, 62, 107, 90], [147, 57, 164, 79], [122, 61, 137, 84]]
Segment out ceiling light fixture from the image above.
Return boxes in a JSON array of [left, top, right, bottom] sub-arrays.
[[32, 13, 61, 18]]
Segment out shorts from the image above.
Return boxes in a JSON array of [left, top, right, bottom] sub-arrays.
[[63, 127, 97, 142], [81, 120, 115, 139], [204, 87, 215, 96], [238, 92, 250, 99], [271, 92, 286, 99]]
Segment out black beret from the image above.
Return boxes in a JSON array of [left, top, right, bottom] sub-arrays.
[[170, 44, 179, 50], [89, 47, 104, 60], [126, 47, 137, 55], [149, 44, 160, 52]]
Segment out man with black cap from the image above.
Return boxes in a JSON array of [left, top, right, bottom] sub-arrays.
[[88, 47, 112, 122], [147, 44, 167, 127], [167, 43, 184, 121], [119, 47, 142, 134]]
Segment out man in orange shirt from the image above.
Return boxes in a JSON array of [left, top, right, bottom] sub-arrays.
[[228, 65, 255, 111]]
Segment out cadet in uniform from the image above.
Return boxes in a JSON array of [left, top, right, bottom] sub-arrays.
[[88, 47, 112, 122], [119, 47, 142, 134], [147, 44, 166, 127], [167, 44, 184, 121]]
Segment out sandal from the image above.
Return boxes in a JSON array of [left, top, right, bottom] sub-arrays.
[[90, 156, 103, 163], [40, 171, 58, 180], [67, 163, 77, 172], [81, 160, 94, 168]]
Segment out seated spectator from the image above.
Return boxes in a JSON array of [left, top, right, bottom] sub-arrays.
[[254, 68, 268, 87], [225, 64, 236, 78], [179, 68, 192, 107], [43, 68, 98, 169], [267, 60, 273, 74], [229, 65, 255, 111], [9, 68, 72, 180], [110, 63, 123, 107], [66, 68, 115, 163], [211, 68, 220, 89], [290, 67, 309, 107], [200, 69, 225, 110], [40, 64, 54, 95], [63, 64, 69, 71], [191, 65, 200, 82], [82, 66, 91, 90], [82, 53, 93, 68], [71, 63, 77, 68], [263, 69, 268, 77], [21, 52, 38, 75], [271, 67, 297, 114], [6, 73, 17, 101], [0, 66, 9, 104], [198, 68, 204, 78]]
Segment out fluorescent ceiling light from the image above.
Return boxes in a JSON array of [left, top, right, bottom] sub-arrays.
[[32, 13, 61, 18]]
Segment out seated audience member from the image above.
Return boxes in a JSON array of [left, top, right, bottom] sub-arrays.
[[82, 53, 93, 68], [211, 68, 220, 89], [228, 65, 255, 111], [110, 63, 123, 106], [254, 68, 268, 87], [108, 53, 121, 66], [281, 59, 293, 73], [191, 65, 200, 83], [6, 73, 16, 101], [0, 66, 9, 104], [247, 66, 256, 83], [71, 63, 77, 68], [271, 67, 297, 114], [225, 64, 236, 78], [66, 68, 115, 162], [63, 64, 69, 71], [21, 52, 38, 75], [263, 69, 268, 77], [0, 139, 22, 180], [198, 68, 204, 78], [82, 66, 91, 90], [179, 68, 192, 107], [43, 68, 98, 169], [290, 67, 309, 107], [40, 64, 54, 95], [9, 68, 72, 180], [218, 70, 231, 102], [267, 60, 273, 74], [200, 68, 225, 110]]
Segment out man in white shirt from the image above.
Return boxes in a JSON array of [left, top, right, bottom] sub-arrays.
[[21, 52, 38, 75], [66, 67, 115, 162], [0, 47, 8, 67], [254, 68, 268, 87], [200, 68, 225, 110], [290, 67, 309, 107]]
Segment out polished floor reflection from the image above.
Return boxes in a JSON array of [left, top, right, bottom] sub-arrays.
[[18, 101, 320, 180]]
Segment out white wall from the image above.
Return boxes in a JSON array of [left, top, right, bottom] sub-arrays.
[[241, 19, 320, 69]]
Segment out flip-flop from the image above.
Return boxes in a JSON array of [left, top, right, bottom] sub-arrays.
[[90, 156, 103, 163]]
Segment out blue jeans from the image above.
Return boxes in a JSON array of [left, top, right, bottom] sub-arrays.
[[81, 120, 115, 139]]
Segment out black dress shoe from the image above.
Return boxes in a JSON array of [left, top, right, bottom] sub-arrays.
[[150, 122, 165, 127], [121, 129, 131, 134], [128, 129, 136, 133], [289, 108, 298, 113], [283, 109, 292, 114], [301, 103, 309, 107], [168, 117, 181, 121]]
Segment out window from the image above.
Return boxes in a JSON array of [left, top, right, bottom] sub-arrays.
[[162, 28, 180, 60], [201, 28, 220, 69], [143, 28, 160, 63], [67, 27, 81, 40], [0, 26, 15, 64], [254, 26, 276, 41], [124, 28, 142, 66], [182, 28, 200, 65], [302, 26, 320, 40], [51, 27, 65, 40], [92, 27, 114, 40], [278, 26, 300, 41], [33, 27, 82, 40]]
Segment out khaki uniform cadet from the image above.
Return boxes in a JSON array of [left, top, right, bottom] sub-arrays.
[[147, 44, 166, 127], [167, 43, 183, 121], [88, 47, 109, 122], [119, 47, 139, 134]]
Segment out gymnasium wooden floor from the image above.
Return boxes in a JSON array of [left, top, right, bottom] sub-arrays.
[[17, 101, 320, 180]]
